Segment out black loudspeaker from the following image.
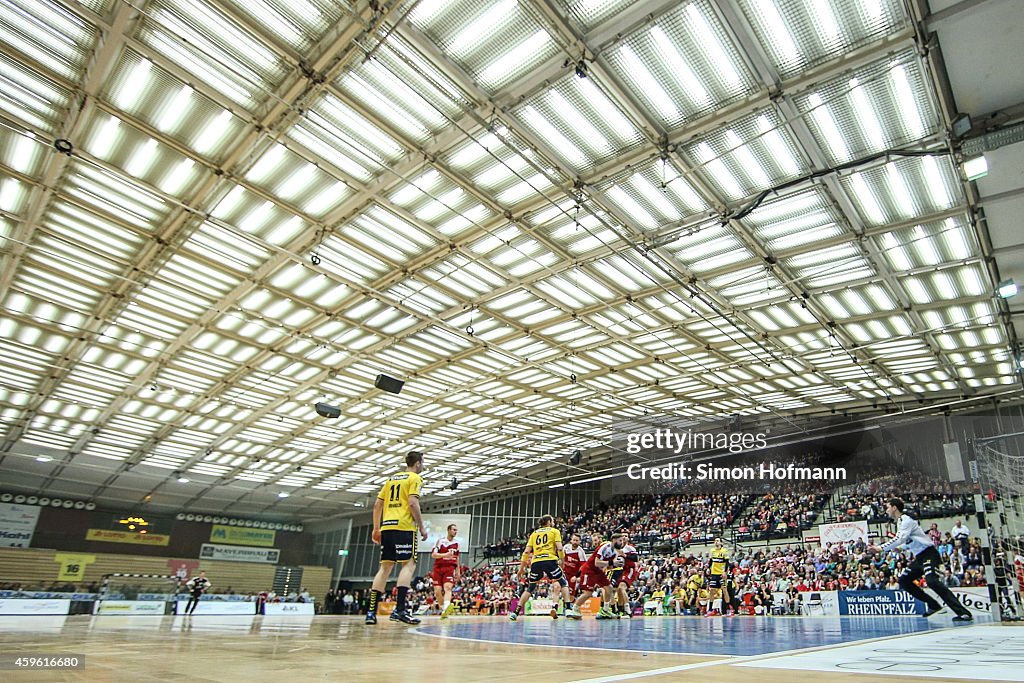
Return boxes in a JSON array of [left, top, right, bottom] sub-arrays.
[[315, 402, 341, 418], [374, 374, 404, 394]]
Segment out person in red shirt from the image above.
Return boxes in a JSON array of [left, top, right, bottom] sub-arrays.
[[567, 533, 626, 620], [561, 534, 587, 596], [431, 524, 461, 619]]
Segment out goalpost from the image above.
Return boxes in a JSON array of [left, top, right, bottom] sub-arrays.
[[969, 433, 1024, 621], [94, 573, 182, 615]]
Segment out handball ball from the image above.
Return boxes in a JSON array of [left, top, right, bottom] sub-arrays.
[[613, 556, 625, 567]]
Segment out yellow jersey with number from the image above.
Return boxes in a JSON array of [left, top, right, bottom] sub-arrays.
[[377, 471, 422, 531], [710, 547, 730, 575], [526, 527, 562, 563]]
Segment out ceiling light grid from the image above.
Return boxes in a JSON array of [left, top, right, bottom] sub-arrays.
[[208, 184, 313, 246], [840, 155, 963, 227], [0, 52, 75, 135], [514, 74, 645, 173], [793, 50, 939, 165], [100, 49, 247, 163], [742, 187, 848, 252], [288, 97, 406, 186], [136, 0, 290, 112], [0, 0, 100, 82], [681, 108, 809, 201], [0, 128, 47, 178], [444, 129, 567, 209], [338, 37, 471, 143], [530, 200, 624, 256], [873, 214, 977, 272], [597, 160, 710, 232], [667, 220, 753, 274], [782, 241, 875, 290], [215, 0, 346, 54], [603, 0, 758, 129], [736, 0, 909, 79], [386, 170, 493, 237], [419, 253, 508, 300], [242, 143, 352, 219], [407, 0, 558, 93]]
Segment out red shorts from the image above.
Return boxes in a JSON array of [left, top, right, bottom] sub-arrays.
[[615, 563, 638, 588], [432, 566, 457, 586], [579, 565, 611, 591]]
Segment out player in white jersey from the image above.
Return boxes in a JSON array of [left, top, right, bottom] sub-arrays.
[[567, 533, 626, 620], [869, 497, 972, 620]]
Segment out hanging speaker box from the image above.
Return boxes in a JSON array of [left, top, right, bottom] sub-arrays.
[[374, 374, 404, 394]]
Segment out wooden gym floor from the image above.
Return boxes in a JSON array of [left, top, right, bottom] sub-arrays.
[[0, 614, 1021, 682]]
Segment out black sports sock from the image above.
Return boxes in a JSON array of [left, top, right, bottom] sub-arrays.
[[368, 589, 381, 615], [397, 586, 408, 612]]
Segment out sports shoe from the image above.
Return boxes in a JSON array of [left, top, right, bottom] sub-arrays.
[[364, 613, 377, 625], [442, 602, 455, 619], [566, 608, 582, 620], [596, 608, 616, 620], [390, 610, 421, 624], [508, 611, 518, 621], [952, 613, 973, 622], [922, 606, 946, 618], [550, 606, 558, 619], [621, 611, 631, 619]]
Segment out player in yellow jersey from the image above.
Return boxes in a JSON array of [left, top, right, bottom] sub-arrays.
[[509, 515, 572, 621], [685, 571, 703, 615], [706, 537, 730, 617], [366, 451, 427, 625]]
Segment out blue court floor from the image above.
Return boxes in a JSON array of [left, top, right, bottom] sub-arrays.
[[414, 614, 992, 656]]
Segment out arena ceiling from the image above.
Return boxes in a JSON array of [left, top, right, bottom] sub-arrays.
[[0, 0, 1022, 520]]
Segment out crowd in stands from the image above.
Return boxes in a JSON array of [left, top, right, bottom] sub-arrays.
[[390, 526, 997, 618], [833, 472, 973, 524], [735, 490, 830, 541], [401, 448, 1001, 617]]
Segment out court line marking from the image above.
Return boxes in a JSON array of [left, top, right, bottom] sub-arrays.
[[412, 615, 967, 661], [563, 623, 981, 683], [410, 626, 731, 658]]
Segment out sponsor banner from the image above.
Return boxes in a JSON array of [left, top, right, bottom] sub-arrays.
[[525, 598, 555, 615], [209, 525, 276, 548], [0, 591, 98, 600], [818, 520, 869, 546], [170, 593, 250, 602], [86, 529, 170, 546], [94, 600, 166, 615], [54, 553, 96, 581], [199, 543, 279, 564], [174, 600, 255, 615], [838, 590, 925, 615], [952, 586, 994, 615], [0, 599, 70, 615], [806, 590, 840, 616], [0, 503, 41, 548], [264, 603, 314, 616]]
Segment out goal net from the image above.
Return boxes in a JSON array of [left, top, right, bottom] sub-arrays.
[[94, 573, 181, 614], [974, 434, 1024, 621]]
